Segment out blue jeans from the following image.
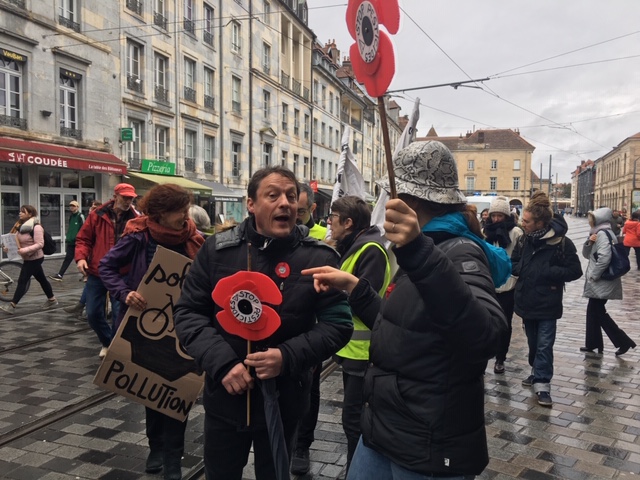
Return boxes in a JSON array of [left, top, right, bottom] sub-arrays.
[[348, 437, 474, 480], [85, 274, 120, 347], [523, 318, 556, 393]]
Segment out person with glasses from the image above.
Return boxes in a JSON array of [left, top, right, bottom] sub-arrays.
[[296, 182, 327, 241], [74, 183, 139, 358]]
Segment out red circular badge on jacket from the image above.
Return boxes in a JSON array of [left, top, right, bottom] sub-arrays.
[[275, 262, 290, 279]]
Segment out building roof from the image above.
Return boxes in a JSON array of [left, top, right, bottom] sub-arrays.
[[418, 128, 535, 151]]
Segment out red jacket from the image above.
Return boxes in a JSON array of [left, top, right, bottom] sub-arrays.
[[623, 219, 640, 248], [74, 200, 139, 276]]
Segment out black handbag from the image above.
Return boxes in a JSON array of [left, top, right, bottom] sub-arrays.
[[600, 230, 630, 280]]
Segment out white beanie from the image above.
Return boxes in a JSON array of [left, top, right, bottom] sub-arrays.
[[489, 196, 510, 216]]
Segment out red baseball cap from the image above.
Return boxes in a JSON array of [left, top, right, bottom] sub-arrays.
[[114, 183, 137, 197]]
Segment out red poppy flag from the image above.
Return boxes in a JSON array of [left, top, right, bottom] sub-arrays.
[[212, 271, 283, 341], [346, 0, 400, 97]]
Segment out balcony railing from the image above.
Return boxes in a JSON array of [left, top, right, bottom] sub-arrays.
[[184, 87, 196, 102], [127, 75, 144, 93], [262, 63, 270, 75], [204, 95, 215, 110], [0, 114, 27, 130], [154, 12, 167, 30], [292, 79, 301, 96], [126, 0, 142, 15], [155, 85, 169, 104], [351, 118, 362, 130], [302, 87, 310, 101], [204, 30, 214, 46], [184, 157, 196, 172], [129, 155, 141, 170], [183, 18, 195, 34], [58, 15, 80, 32], [204, 161, 214, 175], [280, 71, 290, 89], [7, 0, 25, 8], [61, 127, 83, 140], [340, 111, 349, 123]]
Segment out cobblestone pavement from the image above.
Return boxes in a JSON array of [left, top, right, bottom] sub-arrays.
[[0, 216, 638, 479]]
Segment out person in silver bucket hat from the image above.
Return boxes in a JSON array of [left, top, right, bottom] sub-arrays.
[[302, 140, 509, 479]]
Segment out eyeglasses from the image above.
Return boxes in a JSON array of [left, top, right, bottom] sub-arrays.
[[297, 208, 309, 216], [327, 213, 340, 221]]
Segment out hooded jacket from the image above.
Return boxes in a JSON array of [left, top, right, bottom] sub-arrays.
[[582, 208, 623, 300], [512, 214, 583, 320], [346, 231, 506, 476]]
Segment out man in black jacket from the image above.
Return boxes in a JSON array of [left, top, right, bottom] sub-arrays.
[[174, 166, 353, 480]]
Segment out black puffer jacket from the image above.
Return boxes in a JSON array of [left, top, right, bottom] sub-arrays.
[[174, 218, 353, 428], [348, 231, 507, 476], [511, 214, 583, 320]]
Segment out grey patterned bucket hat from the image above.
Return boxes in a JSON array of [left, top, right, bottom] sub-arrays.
[[378, 141, 467, 204]]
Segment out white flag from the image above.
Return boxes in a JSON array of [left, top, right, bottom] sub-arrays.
[[326, 129, 365, 239], [371, 97, 421, 240]]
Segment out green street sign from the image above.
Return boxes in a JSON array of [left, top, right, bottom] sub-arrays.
[[120, 128, 134, 142], [141, 159, 176, 176]]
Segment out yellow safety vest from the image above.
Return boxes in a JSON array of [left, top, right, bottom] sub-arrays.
[[336, 241, 391, 361], [308, 223, 327, 241]]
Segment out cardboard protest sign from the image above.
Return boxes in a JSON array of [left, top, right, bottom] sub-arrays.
[[1, 233, 20, 260], [94, 246, 204, 421]]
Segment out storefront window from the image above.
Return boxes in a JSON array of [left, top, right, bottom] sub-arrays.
[[81, 174, 96, 189], [39, 170, 61, 187], [1, 166, 23, 186], [1, 192, 20, 235], [62, 171, 79, 188]]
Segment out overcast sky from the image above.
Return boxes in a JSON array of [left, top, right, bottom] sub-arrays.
[[306, 0, 640, 183]]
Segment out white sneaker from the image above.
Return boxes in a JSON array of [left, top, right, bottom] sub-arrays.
[[0, 303, 16, 315], [42, 299, 59, 309], [99, 347, 108, 358]]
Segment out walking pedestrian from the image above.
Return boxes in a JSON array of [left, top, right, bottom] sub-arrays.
[[303, 140, 508, 480], [75, 185, 139, 357], [49, 200, 84, 282], [512, 191, 582, 406], [100, 184, 205, 480], [622, 210, 640, 270], [483, 196, 523, 374], [173, 166, 353, 480], [0, 205, 58, 314], [581, 207, 636, 356]]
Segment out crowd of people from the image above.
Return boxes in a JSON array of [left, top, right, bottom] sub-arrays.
[[1, 139, 638, 480]]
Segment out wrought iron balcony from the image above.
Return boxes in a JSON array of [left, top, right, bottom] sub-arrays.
[[303, 87, 310, 101], [127, 75, 144, 93], [0, 114, 27, 130], [184, 87, 196, 103], [129, 155, 141, 170], [61, 127, 83, 140], [262, 63, 270, 75], [183, 18, 195, 34], [204, 161, 214, 175], [280, 71, 290, 89], [155, 85, 169, 104], [204, 31, 214, 46], [184, 157, 196, 172], [126, 0, 142, 15], [58, 15, 80, 32], [292, 79, 301, 96], [154, 12, 167, 30], [204, 95, 215, 110], [7, 0, 25, 8]]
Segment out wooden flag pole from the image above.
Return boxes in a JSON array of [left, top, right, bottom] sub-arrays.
[[377, 96, 397, 199], [246, 243, 252, 426]]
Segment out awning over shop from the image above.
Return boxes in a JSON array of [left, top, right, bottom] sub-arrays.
[[127, 172, 212, 196], [197, 180, 244, 203], [0, 137, 127, 174]]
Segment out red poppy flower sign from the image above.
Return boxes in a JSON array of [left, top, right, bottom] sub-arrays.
[[212, 271, 282, 342], [346, 0, 400, 98]]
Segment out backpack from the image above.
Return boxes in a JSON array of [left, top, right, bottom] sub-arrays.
[[29, 225, 56, 255], [599, 229, 630, 281]]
